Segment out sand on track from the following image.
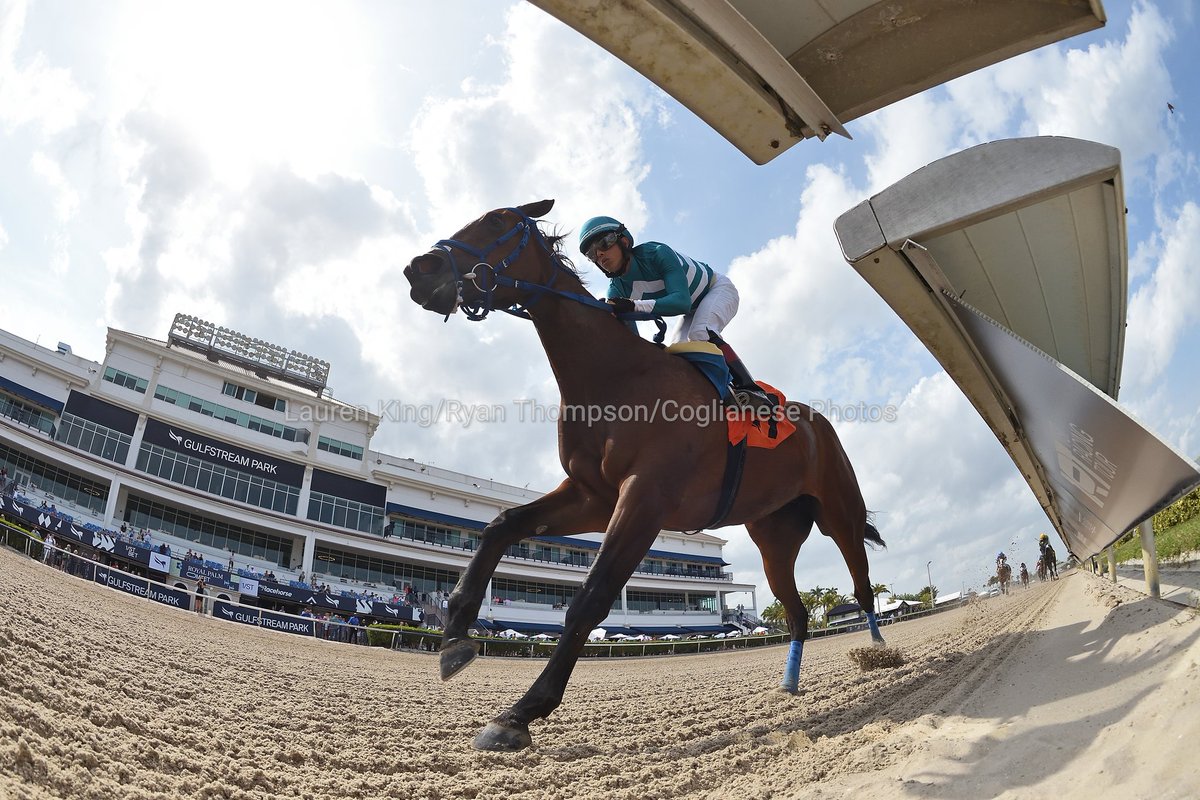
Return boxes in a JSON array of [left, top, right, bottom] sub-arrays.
[[2, 545, 1198, 800]]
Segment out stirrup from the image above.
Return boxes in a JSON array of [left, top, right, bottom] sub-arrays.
[[732, 384, 776, 412]]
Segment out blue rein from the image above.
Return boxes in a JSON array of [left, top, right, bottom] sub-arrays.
[[432, 208, 666, 342]]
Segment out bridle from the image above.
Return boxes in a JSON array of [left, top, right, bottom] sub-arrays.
[[429, 208, 666, 341]]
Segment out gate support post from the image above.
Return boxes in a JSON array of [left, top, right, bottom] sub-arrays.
[[1108, 546, 1117, 583], [1139, 519, 1160, 599]]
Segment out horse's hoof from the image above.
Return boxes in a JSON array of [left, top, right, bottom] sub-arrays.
[[777, 684, 799, 695], [872, 638, 888, 648], [473, 721, 532, 752], [439, 638, 479, 681]]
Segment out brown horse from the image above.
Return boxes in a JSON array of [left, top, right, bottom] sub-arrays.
[[403, 200, 886, 751], [998, 562, 1013, 594]]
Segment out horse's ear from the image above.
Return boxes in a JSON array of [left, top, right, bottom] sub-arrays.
[[517, 199, 554, 219]]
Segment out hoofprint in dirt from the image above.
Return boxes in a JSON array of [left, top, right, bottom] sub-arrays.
[[2, 546, 1197, 800]]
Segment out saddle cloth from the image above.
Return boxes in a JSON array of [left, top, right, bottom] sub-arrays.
[[665, 342, 797, 449]]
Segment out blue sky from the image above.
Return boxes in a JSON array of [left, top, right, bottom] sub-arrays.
[[2, 0, 1198, 608]]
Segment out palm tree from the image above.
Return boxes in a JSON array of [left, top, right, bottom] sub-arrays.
[[761, 600, 786, 625], [799, 591, 820, 620], [871, 583, 890, 614], [819, 588, 847, 626]]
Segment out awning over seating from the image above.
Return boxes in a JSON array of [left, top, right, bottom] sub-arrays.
[[0, 375, 64, 413], [386, 502, 488, 531], [530, 534, 728, 566]]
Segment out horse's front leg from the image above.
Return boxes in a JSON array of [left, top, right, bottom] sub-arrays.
[[473, 475, 670, 751], [440, 479, 608, 680]]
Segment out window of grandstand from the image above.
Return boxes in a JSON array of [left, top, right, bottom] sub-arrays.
[[135, 443, 301, 514], [221, 381, 286, 412], [628, 587, 700, 614], [155, 384, 308, 443], [55, 413, 132, 464], [0, 393, 56, 435], [636, 558, 724, 579], [316, 435, 364, 461], [125, 493, 293, 565], [313, 545, 459, 596], [102, 366, 148, 393], [306, 491, 384, 535], [491, 577, 582, 608], [387, 517, 481, 549], [0, 441, 109, 513]]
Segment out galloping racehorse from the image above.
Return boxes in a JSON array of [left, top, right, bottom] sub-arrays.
[[404, 201, 887, 751], [1036, 558, 1048, 582], [997, 562, 1013, 595], [1040, 541, 1059, 580]]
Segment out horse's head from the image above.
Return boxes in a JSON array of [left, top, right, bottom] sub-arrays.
[[404, 199, 557, 319]]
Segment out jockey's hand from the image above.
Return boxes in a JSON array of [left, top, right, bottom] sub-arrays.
[[606, 298, 635, 314]]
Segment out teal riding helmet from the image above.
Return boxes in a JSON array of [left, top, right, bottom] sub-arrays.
[[578, 216, 632, 255]]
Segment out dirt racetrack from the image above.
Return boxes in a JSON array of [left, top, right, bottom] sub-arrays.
[[2, 544, 1199, 800]]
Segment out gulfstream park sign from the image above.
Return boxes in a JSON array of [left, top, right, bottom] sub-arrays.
[[141, 418, 305, 484]]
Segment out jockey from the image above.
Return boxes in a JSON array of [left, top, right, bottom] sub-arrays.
[[578, 215, 771, 408], [996, 551, 1008, 570]]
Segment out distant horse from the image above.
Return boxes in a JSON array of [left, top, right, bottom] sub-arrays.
[[1019, 563, 1029, 588], [997, 562, 1013, 595], [404, 201, 887, 751], [1036, 558, 1047, 582], [1040, 542, 1059, 579]]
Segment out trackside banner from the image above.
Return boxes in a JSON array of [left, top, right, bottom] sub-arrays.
[[252, 579, 420, 621], [93, 565, 191, 610], [0, 496, 161, 568], [212, 601, 315, 636]]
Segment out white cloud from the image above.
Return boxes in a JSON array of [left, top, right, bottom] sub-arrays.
[[408, 3, 656, 238], [0, 0, 87, 136], [1124, 201, 1200, 386]]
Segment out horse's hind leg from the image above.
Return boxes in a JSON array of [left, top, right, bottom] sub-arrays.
[[813, 486, 886, 646], [747, 497, 816, 693]]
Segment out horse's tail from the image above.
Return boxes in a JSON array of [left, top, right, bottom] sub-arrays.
[[864, 510, 886, 549]]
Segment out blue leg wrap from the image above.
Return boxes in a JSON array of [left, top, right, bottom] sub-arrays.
[[781, 640, 804, 692], [866, 610, 885, 644]]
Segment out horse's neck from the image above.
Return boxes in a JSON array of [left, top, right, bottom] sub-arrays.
[[526, 272, 651, 399]]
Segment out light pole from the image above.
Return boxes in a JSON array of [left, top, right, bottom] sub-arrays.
[[926, 560, 933, 610]]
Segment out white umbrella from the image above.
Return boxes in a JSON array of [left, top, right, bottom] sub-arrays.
[[608, 633, 631, 640], [531, 633, 555, 640], [499, 628, 527, 639], [712, 632, 727, 638], [588, 628, 607, 641], [752, 626, 769, 634], [660, 634, 681, 640]]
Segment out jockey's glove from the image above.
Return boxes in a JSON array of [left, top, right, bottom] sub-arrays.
[[606, 298, 635, 314]]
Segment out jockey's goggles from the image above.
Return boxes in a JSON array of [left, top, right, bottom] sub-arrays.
[[586, 231, 623, 261]]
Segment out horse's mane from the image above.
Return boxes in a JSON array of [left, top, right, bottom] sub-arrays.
[[540, 223, 588, 285]]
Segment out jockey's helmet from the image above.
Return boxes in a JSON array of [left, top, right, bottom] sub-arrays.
[[997, 552, 1006, 560], [579, 216, 631, 258]]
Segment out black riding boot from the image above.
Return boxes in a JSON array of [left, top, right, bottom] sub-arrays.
[[706, 330, 776, 412]]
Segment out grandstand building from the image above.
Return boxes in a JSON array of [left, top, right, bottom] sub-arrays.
[[0, 315, 758, 636]]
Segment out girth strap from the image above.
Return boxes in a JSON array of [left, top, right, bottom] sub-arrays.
[[702, 435, 748, 530]]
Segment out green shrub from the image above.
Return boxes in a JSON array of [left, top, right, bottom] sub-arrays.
[[1153, 487, 1200, 533]]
